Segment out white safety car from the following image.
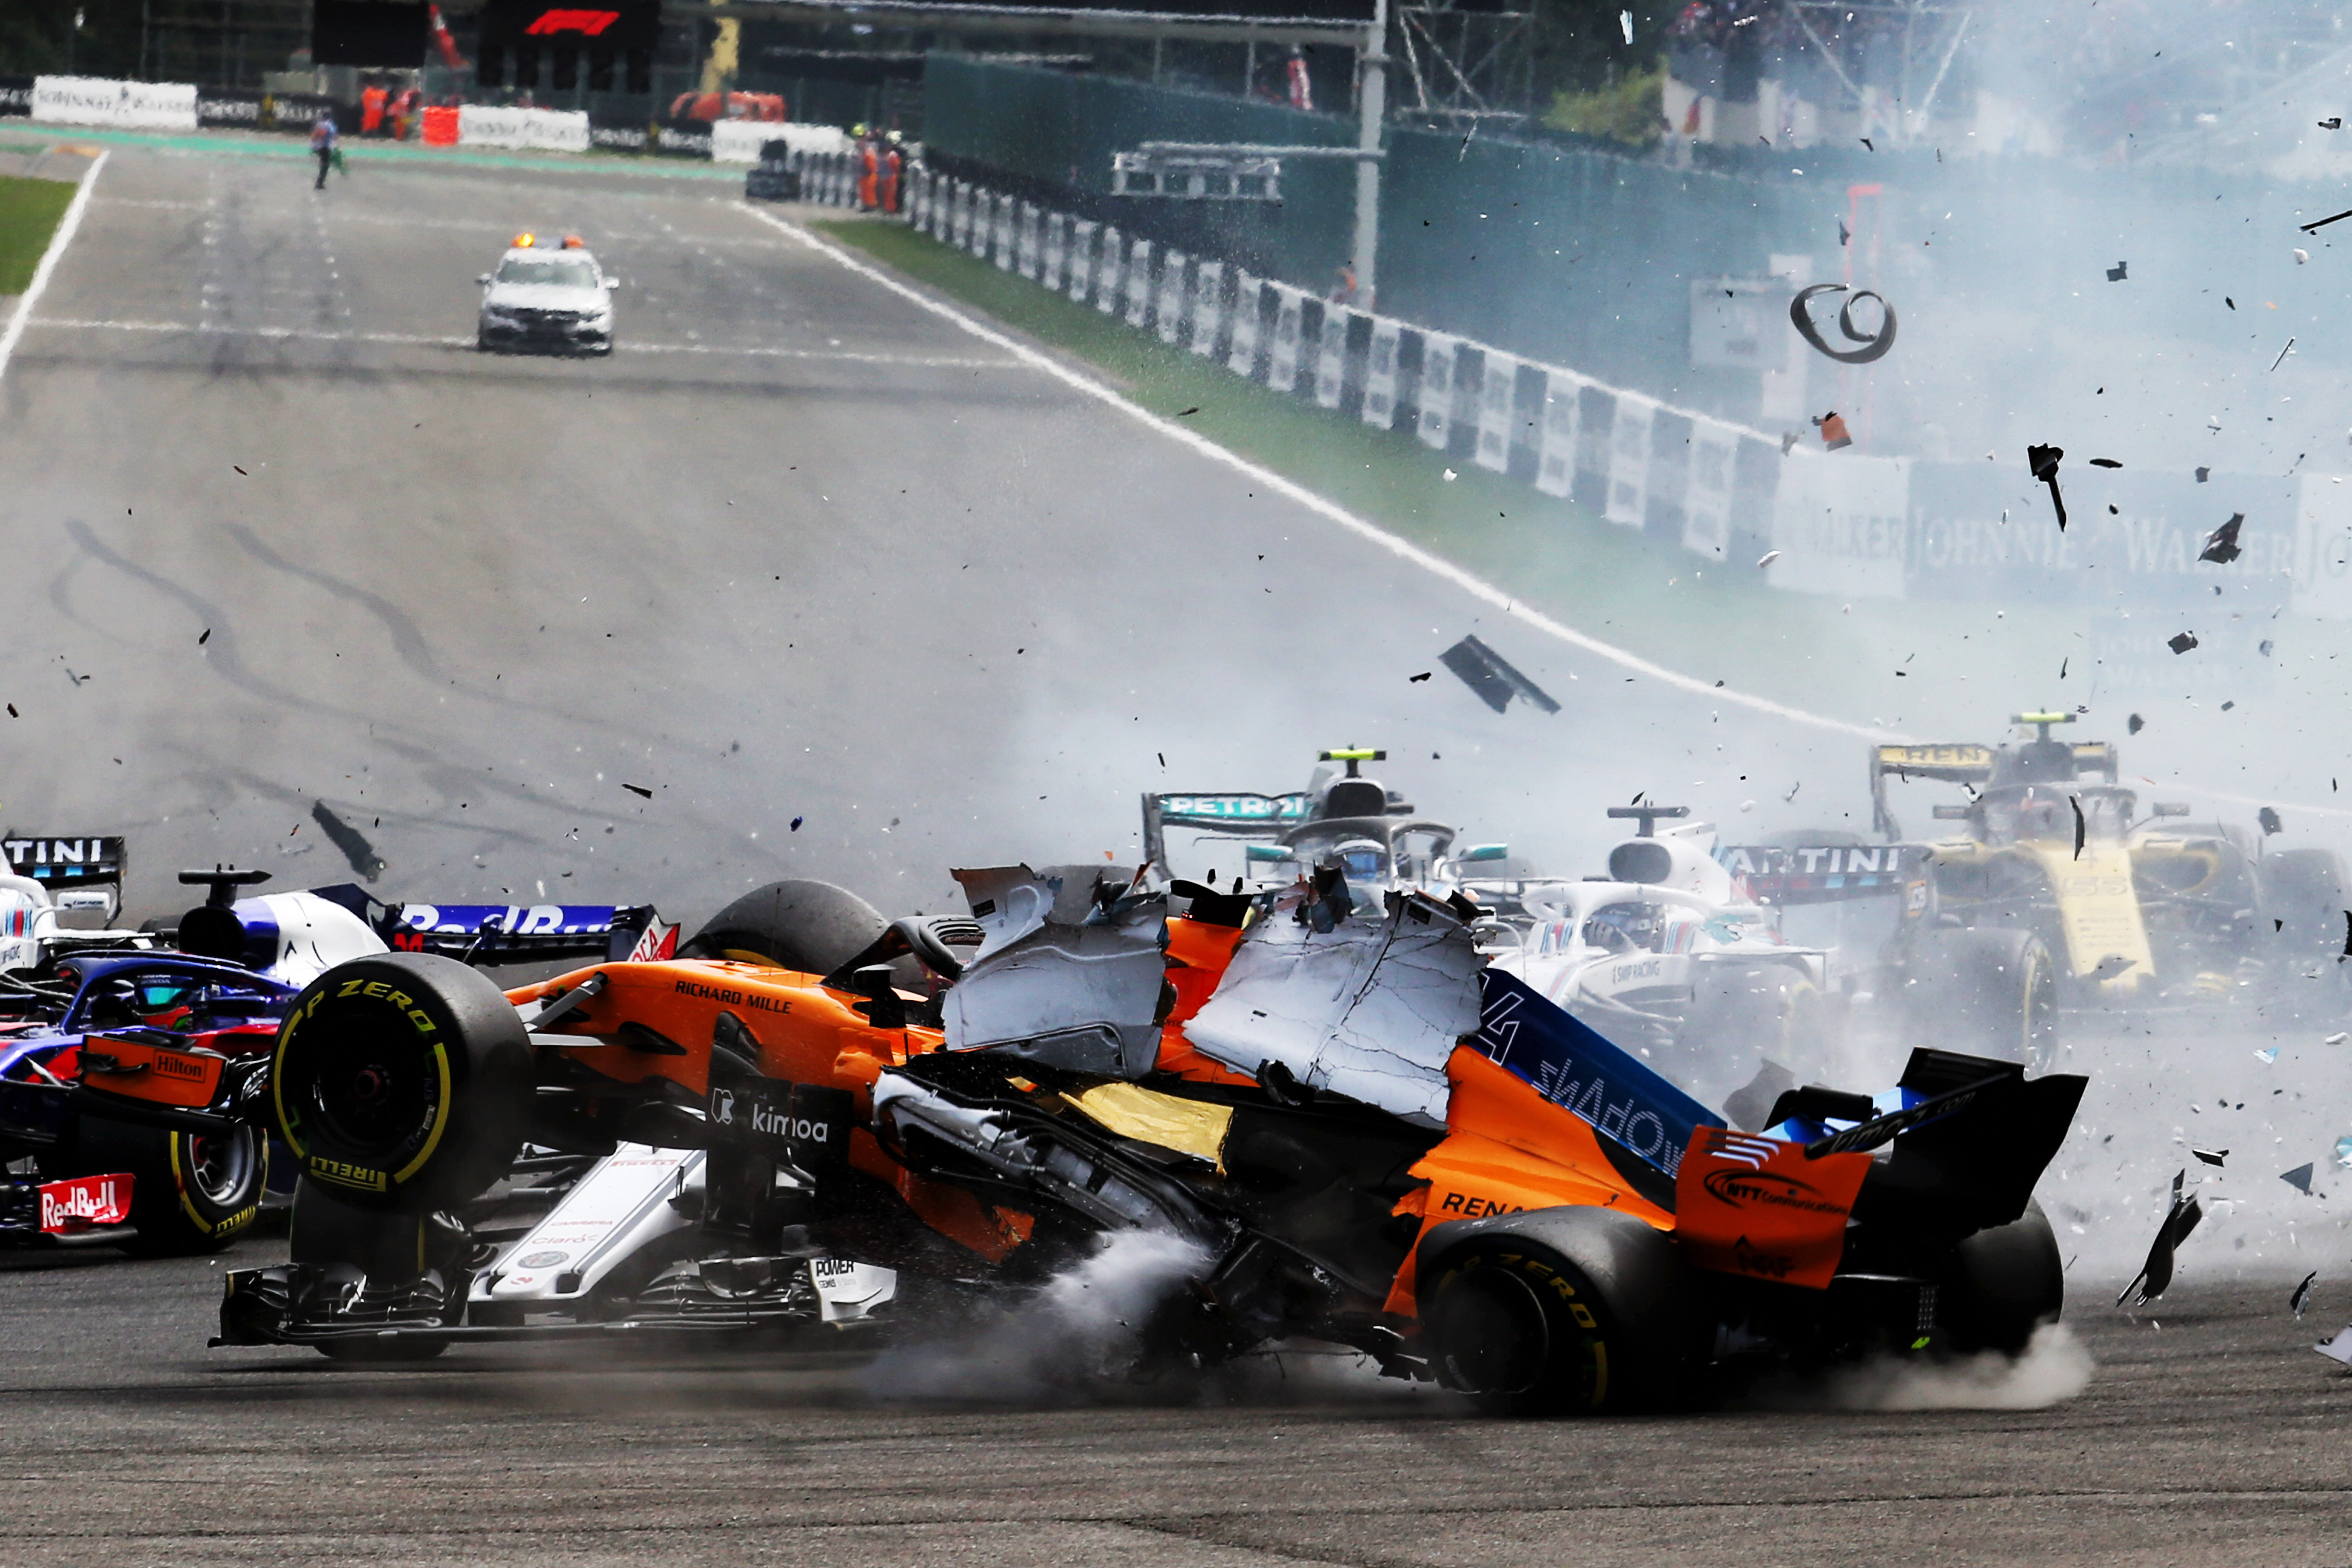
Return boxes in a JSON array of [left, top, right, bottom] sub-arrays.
[[476, 232, 615, 355]]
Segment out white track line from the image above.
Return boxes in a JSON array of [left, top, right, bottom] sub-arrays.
[[28, 316, 1009, 368], [740, 202, 1896, 743], [0, 148, 107, 386]]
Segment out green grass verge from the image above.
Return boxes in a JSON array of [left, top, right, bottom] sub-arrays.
[[811, 220, 2148, 735], [0, 174, 77, 295]]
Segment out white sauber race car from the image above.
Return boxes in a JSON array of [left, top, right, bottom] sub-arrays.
[[1477, 805, 1842, 1110], [0, 836, 152, 972]]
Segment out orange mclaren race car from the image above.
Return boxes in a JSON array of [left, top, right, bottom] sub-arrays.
[[218, 869, 2084, 1411]]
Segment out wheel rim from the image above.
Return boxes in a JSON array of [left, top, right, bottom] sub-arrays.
[[1431, 1265, 1552, 1396], [185, 1127, 257, 1207], [297, 1014, 442, 1165]]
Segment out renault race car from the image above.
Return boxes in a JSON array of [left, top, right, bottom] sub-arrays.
[[476, 233, 616, 355], [0, 863, 671, 1255], [215, 862, 2085, 1413]]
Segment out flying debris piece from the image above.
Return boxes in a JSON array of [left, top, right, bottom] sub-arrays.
[[1756, 549, 1782, 568], [2200, 514, 2246, 564], [622, 784, 653, 799], [2107, 261, 2128, 281], [2086, 953, 2138, 982], [2271, 337, 2298, 372], [790, 816, 803, 831], [232, 465, 247, 475], [2294, 1272, 2319, 1318], [1815, 412, 1853, 450], [1408, 671, 1432, 683], [2117, 1171, 2203, 1306], [2323, 118, 2344, 130], [1838, 218, 1851, 246], [2255, 1047, 2279, 1064], [309, 801, 386, 882], [2128, 713, 2146, 735], [2193, 1147, 2228, 1167], [198, 628, 211, 645], [1723, 1058, 1798, 1133], [2295, 248, 2311, 265], [2071, 795, 2087, 858], [1618, 7, 1632, 44], [2259, 807, 2284, 835], [2195, 466, 2211, 483], [2284, 1162, 2316, 1194], [1779, 431, 1801, 455], [4, 705, 13, 718], [2028, 444, 2068, 529], [2260, 639, 2275, 657], [1439, 635, 1561, 716], [2319, 1325, 2352, 1364], [1175, 407, 1199, 417], [1789, 284, 1897, 365], [2168, 631, 2200, 654], [2343, 911, 2351, 956], [2089, 457, 2122, 469], [2303, 208, 2352, 233], [2328, 1033, 2348, 1046], [2337, 1134, 2352, 1166]]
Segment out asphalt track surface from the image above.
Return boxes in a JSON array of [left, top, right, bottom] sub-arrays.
[[7, 144, 2352, 1566]]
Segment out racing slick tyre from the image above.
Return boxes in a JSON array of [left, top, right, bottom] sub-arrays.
[[1914, 927, 2060, 1072], [1419, 1206, 1699, 1416], [70, 1117, 267, 1256], [681, 879, 888, 975], [270, 953, 532, 1214], [1938, 1200, 2063, 1354]]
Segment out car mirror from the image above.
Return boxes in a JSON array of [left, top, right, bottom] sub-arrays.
[[1458, 843, 1509, 863], [2152, 802, 2191, 818], [1931, 804, 1972, 820]]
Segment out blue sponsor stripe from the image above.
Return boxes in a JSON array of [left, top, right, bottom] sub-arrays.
[[1474, 968, 1724, 1177]]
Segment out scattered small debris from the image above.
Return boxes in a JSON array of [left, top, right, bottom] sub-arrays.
[[2090, 457, 2122, 469], [2071, 795, 2087, 858], [2028, 444, 2068, 529], [1779, 431, 1800, 455], [2193, 1147, 2228, 1167], [2200, 513, 2245, 564], [2271, 337, 2298, 372], [790, 816, 804, 831], [2284, 1162, 2316, 1194], [2326, 1032, 2347, 1046], [232, 465, 247, 475], [2255, 1046, 2279, 1064], [2195, 466, 2211, 483], [2086, 954, 2138, 982], [1756, 549, 1781, 568], [2318, 1324, 2352, 1364], [1815, 411, 1853, 449], [1175, 407, 1200, 417], [198, 628, 211, 645], [2259, 806, 2283, 835], [2106, 261, 2128, 281], [2301, 207, 2352, 233], [1442, 468, 1457, 481], [2295, 248, 2311, 265], [622, 783, 653, 799], [2128, 713, 2146, 734], [2323, 118, 2343, 130], [2168, 631, 2200, 654], [2117, 1170, 2202, 1306], [1408, 671, 1432, 683], [2260, 639, 2275, 657]]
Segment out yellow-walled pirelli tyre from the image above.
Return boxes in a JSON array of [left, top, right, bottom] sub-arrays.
[[270, 953, 532, 1214], [71, 1117, 268, 1256], [679, 879, 887, 975], [1418, 1206, 1699, 1416]]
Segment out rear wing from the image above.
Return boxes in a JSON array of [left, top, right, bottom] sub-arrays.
[[304, 886, 676, 965], [1870, 740, 2118, 838], [1140, 792, 1310, 880], [3, 835, 126, 921], [1715, 843, 1927, 906]]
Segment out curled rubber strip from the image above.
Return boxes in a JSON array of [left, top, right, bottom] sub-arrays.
[[1790, 283, 1897, 364]]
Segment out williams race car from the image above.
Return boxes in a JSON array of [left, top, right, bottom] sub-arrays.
[[216, 864, 2084, 1413]]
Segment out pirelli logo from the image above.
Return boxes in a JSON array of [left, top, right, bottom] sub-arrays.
[[306, 1156, 388, 1192]]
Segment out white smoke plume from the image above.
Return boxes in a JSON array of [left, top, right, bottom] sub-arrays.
[[1807, 1322, 2096, 1411]]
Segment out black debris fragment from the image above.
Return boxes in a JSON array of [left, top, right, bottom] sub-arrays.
[[2260, 639, 2275, 656], [2090, 457, 2122, 469], [790, 816, 804, 831], [310, 800, 386, 882], [2325, 118, 2345, 130], [232, 465, 247, 475], [198, 628, 211, 645], [2169, 631, 2200, 654], [2196, 466, 2212, 483], [2222, 701, 2235, 711], [1439, 635, 1561, 716], [1789, 284, 1897, 364], [2300, 207, 2352, 233], [2072, 795, 2087, 858], [2342, 910, 2351, 956], [2117, 1170, 2203, 1306], [2284, 1162, 2317, 1195], [623, 783, 654, 799], [2193, 1147, 2228, 1166], [2129, 713, 2146, 734], [2271, 337, 2297, 372], [1724, 1058, 1799, 1132], [2028, 444, 2068, 529], [2200, 514, 2245, 564], [2294, 1272, 2319, 1318], [1408, 671, 1432, 683], [1175, 407, 1200, 417], [2107, 261, 2128, 281], [2260, 807, 2283, 835]]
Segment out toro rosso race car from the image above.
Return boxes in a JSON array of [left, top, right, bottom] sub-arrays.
[[0, 861, 671, 1254], [216, 861, 2085, 1414]]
